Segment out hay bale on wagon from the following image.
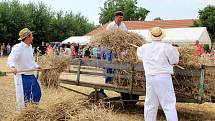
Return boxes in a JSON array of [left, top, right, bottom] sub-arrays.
[[176, 45, 215, 101], [90, 29, 144, 62], [90, 30, 145, 88], [91, 30, 215, 101], [178, 45, 201, 69], [38, 54, 68, 88]]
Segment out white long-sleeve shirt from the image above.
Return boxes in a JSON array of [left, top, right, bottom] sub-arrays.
[[137, 41, 179, 76], [7, 41, 39, 75], [106, 21, 127, 31]]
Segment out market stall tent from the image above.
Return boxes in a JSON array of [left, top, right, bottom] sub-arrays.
[[62, 36, 91, 45], [130, 27, 212, 47]]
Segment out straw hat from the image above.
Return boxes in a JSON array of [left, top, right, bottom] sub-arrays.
[[18, 28, 32, 40], [149, 27, 166, 41]]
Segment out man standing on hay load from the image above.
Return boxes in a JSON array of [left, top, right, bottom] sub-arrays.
[[137, 27, 179, 121], [7, 28, 42, 110], [106, 11, 127, 31], [105, 11, 127, 83]]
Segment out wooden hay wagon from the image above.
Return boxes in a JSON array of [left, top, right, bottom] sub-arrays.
[[60, 58, 215, 104]]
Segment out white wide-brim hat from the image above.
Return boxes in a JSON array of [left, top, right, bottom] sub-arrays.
[[149, 27, 166, 41]]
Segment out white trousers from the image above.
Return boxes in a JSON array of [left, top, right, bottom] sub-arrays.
[[14, 74, 25, 110], [144, 75, 178, 121]]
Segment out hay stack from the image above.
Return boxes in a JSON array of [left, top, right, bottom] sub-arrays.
[[91, 30, 215, 101], [12, 105, 49, 121], [178, 45, 202, 68], [38, 54, 68, 87], [90, 29, 145, 89], [9, 96, 114, 121], [48, 99, 83, 120], [175, 45, 215, 100], [90, 29, 144, 62]]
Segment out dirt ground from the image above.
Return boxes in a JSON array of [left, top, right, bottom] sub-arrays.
[[1, 56, 215, 121]]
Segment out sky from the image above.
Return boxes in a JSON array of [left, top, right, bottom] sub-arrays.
[[2, 0, 215, 25]]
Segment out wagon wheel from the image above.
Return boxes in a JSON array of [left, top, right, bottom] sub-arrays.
[[88, 91, 109, 105], [120, 93, 139, 105], [211, 96, 215, 103]]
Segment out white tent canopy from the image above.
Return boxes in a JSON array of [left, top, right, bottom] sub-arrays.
[[63, 27, 211, 46], [62, 36, 91, 45], [130, 27, 212, 46]]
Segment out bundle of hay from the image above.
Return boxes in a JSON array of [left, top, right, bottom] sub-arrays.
[[177, 45, 202, 68], [9, 96, 114, 121], [90, 30, 145, 88], [90, 29, 144, 62], [178, 45, 214, 68], [48, 99, 83, 120], [38, 54, 68, 87], [12, 105, 49, 121], [174, 45, 215, 101], [91, 30, 215, 101]]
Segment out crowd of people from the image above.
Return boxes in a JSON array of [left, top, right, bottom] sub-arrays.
[[0, 43, 11, 56], [34, 41, 111, 61]]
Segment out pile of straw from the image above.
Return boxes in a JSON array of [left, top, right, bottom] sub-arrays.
[[8, 90, 115, 121], [90, 29, 145, 90], [178, 45, 202, 68], [38, 55, 68, 87], [204, 66, 215, 101], [175, 45, 215, 100], [90, 30, 215, 101], [178, 45, 214, 68], [90, 29, 144, 62], [13, 105, 48, 121]]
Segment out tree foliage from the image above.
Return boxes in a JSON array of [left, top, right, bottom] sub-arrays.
[[154, 17, 162, 20], [193, 5, 215, 42], [0, 0, 95, 46], [99, 0, 149, 24]]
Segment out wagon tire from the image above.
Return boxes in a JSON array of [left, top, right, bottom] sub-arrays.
[[211, 96, 215, 103], [120, 93, 139, 105], [88, 91, 109, 105]]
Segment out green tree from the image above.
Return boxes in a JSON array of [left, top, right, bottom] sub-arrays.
[[194, 5, 215, 42], [99, 0, 149, 24], [154, 17, 162, 20], [0, 0, 95, 45]]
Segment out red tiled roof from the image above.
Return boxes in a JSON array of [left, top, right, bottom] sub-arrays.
[[85, 19, 195, 36]]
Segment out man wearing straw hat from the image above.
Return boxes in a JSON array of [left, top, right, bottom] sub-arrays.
[[137, 27, 179, 121], [7, 28, 41, 110]]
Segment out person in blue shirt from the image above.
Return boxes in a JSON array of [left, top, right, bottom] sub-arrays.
[[96, 45, 102, 60], [104, 48, 112, 83]]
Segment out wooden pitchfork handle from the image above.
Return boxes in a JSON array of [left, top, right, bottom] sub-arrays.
[[127, 42, 139, 48], [6, 68, 56, 73], [174, 65, 185, 70], [126, 42, 185, 70]]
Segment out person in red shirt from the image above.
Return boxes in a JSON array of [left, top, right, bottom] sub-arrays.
[[194, 40, 204, 56], [46, 44, 53, 55]]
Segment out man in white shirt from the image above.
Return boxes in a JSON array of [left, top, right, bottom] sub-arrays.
[[104, 11, 127, 84], [137, 27, 179, 121], [106, 11, 127, 31], [7, 28, 41, 109]]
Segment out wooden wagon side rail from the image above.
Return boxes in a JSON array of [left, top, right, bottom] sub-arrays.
[[60, 79, 145, 95], [60, 58, 208, 103]]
